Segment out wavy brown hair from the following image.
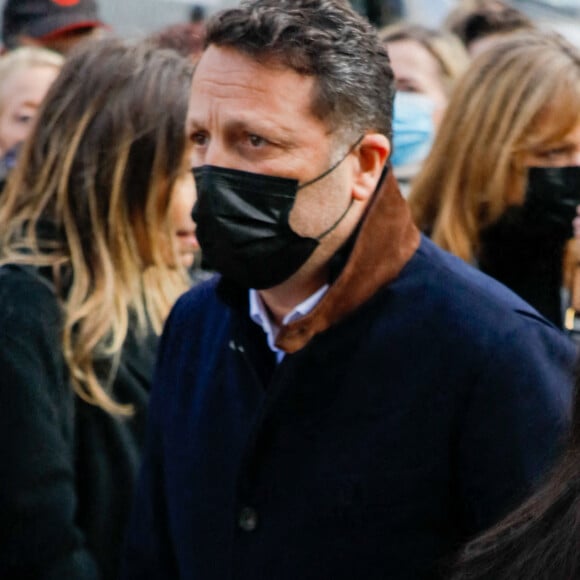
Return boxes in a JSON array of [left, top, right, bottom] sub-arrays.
[[409, 32, 580, 262], [0, 39, 193, 414]]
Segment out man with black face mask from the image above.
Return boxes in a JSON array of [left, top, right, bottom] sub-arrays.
[[123, 2, 575, 579]]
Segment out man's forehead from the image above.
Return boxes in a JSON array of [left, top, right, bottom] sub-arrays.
[[189, 45, 322, 128], [193, 45, 302, 88], [193, 45, 316, 94]]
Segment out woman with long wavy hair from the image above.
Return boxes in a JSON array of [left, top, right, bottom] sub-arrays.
[[409, 31, 580, 327], [0, 38, 193, 578]]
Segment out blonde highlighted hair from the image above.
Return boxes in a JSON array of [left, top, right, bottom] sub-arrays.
[[0, 39, 194, 414], [409, 32, 580, 262], [0, 46, 63, 98]]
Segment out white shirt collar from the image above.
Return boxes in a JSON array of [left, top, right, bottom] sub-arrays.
[[249, 285, 329, 362]]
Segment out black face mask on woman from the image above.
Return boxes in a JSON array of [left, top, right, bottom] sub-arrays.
[[192, 138, 362, 290], [524, 166, 580, 234]]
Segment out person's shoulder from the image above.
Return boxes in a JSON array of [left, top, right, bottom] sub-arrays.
[[154, 275, 233, 395], [410, 236, 556, 325], [396, 238, 575, 409], [0, 265, 63, 374], [162, 274, 231, 340], [0, 263, 55, 293], [394, 236, 575, 362], [171, 274, 221, 318], [0, 264, 59, 324]]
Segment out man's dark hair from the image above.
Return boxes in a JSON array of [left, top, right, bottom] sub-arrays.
[[204, 0, 394, 140]]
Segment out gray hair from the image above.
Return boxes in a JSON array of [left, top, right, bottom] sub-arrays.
[[204, 0, 394, 141]]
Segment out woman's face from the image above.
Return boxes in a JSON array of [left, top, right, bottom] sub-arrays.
[[167, 170, 199, 268], [0, 64, 60, 157], [504, 115, 580, 206], [522, 118, 580, 168], [386, 38, 448, 117]]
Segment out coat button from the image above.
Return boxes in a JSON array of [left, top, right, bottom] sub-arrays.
[[238, 506, 258, 532]]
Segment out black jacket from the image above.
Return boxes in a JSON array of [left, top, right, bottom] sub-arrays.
[[479, 206, 571, 327], [0, 265, 158, 580]]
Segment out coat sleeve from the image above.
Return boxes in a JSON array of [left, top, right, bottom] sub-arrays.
[[0, 271, 100, 579], [121, 305, 181, 580], [457, 317, 575, 535]]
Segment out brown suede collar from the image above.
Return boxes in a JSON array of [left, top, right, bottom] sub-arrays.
[[275, 168, 421, 353]]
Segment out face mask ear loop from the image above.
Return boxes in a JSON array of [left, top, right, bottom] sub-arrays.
[[298, 134, 365, 191], [316, 198, 355, 240], [317, 156, 391, 242], [314, 135, 366, 241]]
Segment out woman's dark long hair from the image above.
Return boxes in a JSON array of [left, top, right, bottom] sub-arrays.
[[452, 366, 580, 579]]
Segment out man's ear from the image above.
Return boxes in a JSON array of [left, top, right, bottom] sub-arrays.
[[351, 133, 390, 201]]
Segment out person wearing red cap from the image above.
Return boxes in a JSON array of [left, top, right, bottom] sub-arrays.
[[2, 0, 107, 54]]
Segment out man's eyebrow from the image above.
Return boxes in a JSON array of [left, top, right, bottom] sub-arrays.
[[187, 116, 297, 142], [186, 117, 204, 132], [19, 100, 41, 109], [223, 118, 286, 136]]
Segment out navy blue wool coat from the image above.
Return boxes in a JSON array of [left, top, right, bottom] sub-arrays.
[[123, 174, 575, 580]]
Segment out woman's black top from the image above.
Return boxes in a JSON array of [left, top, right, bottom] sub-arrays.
[[0, 264, 158, 579], [478, 206, 570, 328]]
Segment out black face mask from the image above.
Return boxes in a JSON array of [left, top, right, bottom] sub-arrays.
[[524, 166, 580, 234], [192, 140, 361, 289]]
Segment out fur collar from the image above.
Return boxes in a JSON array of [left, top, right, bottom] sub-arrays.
[[275, 168, 421, 353]]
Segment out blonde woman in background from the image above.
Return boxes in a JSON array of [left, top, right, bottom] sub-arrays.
[[379, 24, 469, 194], [0, 47, 63, 180], [0, 38, 193, 579], [410, 32, 580, 327]]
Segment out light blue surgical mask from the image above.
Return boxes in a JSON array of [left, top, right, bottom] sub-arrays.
[[391, 91, 436, 169]]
